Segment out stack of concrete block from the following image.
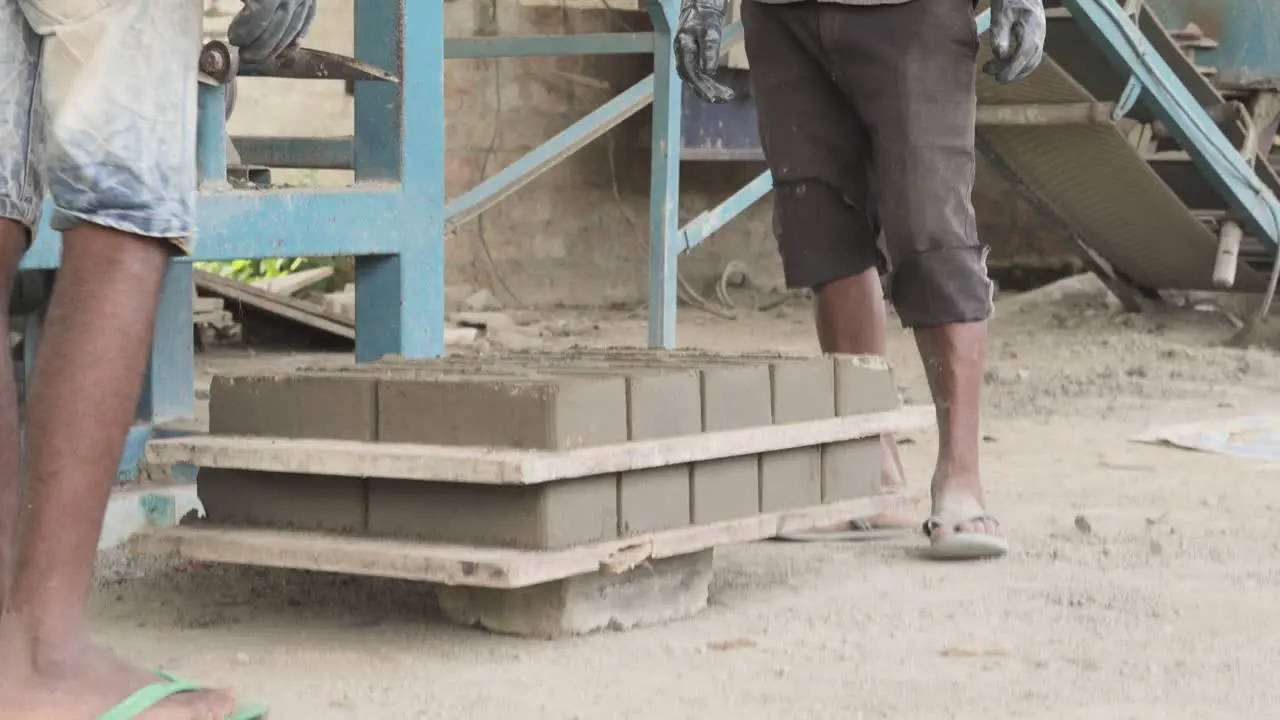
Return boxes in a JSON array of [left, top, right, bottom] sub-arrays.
[[198, 351, 900, 550]]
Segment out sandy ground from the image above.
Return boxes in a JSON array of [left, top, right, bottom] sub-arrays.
[[95, 276, 1280, 719]]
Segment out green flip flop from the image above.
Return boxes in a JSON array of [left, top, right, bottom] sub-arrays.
[[98, 672, 268, 720]]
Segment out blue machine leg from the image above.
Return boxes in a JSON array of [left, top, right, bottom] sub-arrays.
[[646, 0, 683, 349], [353, 0, 445, 361]]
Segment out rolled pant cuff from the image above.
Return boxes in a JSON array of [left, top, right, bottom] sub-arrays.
[[0, 196, 41, 233], [890, 246, 995, 329]]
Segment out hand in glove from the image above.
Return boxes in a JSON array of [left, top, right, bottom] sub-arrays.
[[983, 0, 1046, 84], [674, 0, 735, 104], [229, 0, 318, 65]]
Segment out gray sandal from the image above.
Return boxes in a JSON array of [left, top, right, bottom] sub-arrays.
[[920, 514, 1009, 561]]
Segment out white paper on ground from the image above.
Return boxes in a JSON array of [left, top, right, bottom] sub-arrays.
[[1130, 416, 1280, 464]]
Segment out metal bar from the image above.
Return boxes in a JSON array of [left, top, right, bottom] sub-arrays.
[[445, 33, 655, 59], [232, 137, 355, 170], [681, 171, 773, 251], [1062, 0, 1280, 253], [196, 84, 229, 188], [353, 0, 444, 361], [444, 75, 655, 228], [975, 102, 1117, 126], [26, 188, 403, 268], [647, 0, 681, 349]]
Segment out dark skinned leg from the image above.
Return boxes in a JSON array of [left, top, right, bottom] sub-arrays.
[[0, 226, 235, 719], [813, 268, 919, 528], [914, 320, 999, 539], [0, 220, 27, 606]]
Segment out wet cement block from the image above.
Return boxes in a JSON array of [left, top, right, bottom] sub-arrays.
[[208, 372, 379, 440], [691, 364, 771, 523], [202, 372, 378, 533], [369, 373, 628, 548], [437, 550, 714, 638], [197, 470, 367, 533], [366, 475, 618, 549], [760, 357, 835, 512], [821, 355, 899, 502], [377, 374, 627, 449], [619, 370, 700, 536]]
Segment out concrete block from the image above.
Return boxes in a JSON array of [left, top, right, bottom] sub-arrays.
[[366, 475, 618, 549], [691, 364, 771, 523], [760, 358, 834, 511], [203, 372, 376, 532], [618, 370, 700, 535], [209, 372, 378, 440], [436, 550, 714, 638], [198, 470, 367, 533], [378, 374, 627, 449], [822, 355, 900, 502]]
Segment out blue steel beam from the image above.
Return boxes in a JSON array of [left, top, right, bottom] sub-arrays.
[[647, 0, 682, 349], [681, 170, 772, 251], [445, 74, 656, 228], [354, 0, 444, 361], [1062, 0, 1280, 252], [446, 34, 655, 58]]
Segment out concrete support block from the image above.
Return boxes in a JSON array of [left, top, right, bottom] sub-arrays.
[[822, 355, 899, 502], [618, 370, 700, 535], [202, 373, 377, 532], [366, 475, 618, 549], [378, 375, 627, 449], [692, 365, 771, 523], [760, 358, 834, 511], [436, 550, 714, 638]]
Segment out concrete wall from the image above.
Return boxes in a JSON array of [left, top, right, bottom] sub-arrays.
[[204, 1, 1071, 307]]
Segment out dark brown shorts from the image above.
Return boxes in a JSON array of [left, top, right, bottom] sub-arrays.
[[742, 0, 994, 328]]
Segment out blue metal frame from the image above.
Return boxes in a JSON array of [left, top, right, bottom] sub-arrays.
[[24, 0, 1274, 481]]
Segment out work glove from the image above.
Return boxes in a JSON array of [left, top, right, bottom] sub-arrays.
[[983, 0, 1046, 85], [228, 0, 318, 66], [674, 0, 735, 104]]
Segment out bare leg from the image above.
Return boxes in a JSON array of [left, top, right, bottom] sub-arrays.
[[914, 320, 1000, 539], [0, 220, 27, 604], [813, 269, 920, 529], [0, 227, 235, 718]]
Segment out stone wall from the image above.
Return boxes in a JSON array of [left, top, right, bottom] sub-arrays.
[[204, 1, 1071, 307]]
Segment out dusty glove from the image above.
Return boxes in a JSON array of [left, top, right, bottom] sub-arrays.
[[674, 0, 735, 104], [984, 0, 1046, 84], [229, 0, 318, 65]]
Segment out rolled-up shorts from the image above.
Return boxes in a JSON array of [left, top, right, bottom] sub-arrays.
[[0, 0, 201, 252], [742, 0, 994, 328]]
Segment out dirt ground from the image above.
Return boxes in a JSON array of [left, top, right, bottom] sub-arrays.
[[95, 276, 1280, 719]]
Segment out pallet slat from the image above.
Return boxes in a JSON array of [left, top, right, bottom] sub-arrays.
[[148, 405, 934, 485], [130, 493, 886, 589]]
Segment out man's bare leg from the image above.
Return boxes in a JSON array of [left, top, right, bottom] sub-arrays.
[[0, 227, 235, 718], [914, 320, 1000, 539], [813, 268, 920, 529], [0, 220, 27, 604]]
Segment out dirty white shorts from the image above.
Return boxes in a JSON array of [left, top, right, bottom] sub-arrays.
[[0, 0, 201, 251]]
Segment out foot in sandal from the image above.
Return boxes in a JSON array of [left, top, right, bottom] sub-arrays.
[[0, 617, 246, 719], [919, 476, 1008, 561]]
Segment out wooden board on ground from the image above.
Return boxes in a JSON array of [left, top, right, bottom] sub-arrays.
[[130, 494, 882, 589], [195, 269, 355, 341], [146, 405, 934, 485]]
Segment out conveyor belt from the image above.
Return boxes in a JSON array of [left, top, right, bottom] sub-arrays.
[[975, 4, 1280, 294]]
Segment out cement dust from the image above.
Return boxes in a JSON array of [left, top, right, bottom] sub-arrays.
[[94, 274, 1280, 719]]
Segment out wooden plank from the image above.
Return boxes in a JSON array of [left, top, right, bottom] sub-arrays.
[[147, 405, 935, 485], [194, 270, 355, 340], [129, 494, 881, 589]]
